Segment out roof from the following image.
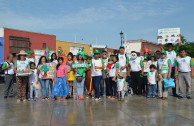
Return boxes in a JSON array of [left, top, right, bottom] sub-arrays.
[[3, 27, 56, 36]]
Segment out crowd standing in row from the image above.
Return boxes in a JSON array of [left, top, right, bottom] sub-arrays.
[[1, 42, 194, 102]]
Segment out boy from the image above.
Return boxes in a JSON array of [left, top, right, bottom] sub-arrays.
[[175, 48, 194, 99], [117, 72, 127, 101], [147, 65, 158, 98]]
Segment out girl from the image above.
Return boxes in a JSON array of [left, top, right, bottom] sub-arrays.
[[142, 57, 149, 96], [107, 56, 119, 99], [90, 50, 105, 101], [73, 53, 87, 100], [13, 50, 30, 102], [66, 52, 75, 99], [28, 62, 39, 101], [51, 53, 58, 64], [51, 57, 69, 101], [37, 56, 50, 100]]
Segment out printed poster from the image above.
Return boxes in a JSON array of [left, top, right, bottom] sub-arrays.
[[158, 28, 180, 44], [40, 63, 56, 79]]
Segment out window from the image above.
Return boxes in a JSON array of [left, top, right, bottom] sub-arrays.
[[43, 43, 46, 49]]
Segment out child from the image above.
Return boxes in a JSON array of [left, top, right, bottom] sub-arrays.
[[66, 52, 75, 99], [28, 62, 39, 101], [107, 56, 119, 99], [51, 57, 69, 101], [147, 64, 158, 98], [142, 57, 149, 96], [117, 72, 126, 101], [148, 53, 157, 68]]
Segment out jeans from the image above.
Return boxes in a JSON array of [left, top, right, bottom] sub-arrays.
[[93, 76, 102, 98], [39, 79, 50, 97], [147, 84, 157, 97], [109, 77, 117, 97], [4, 75, 14, 97], [76, 77, 85, 96], [178, 72, 191, 97], [30, 83, 39, 97], [171, 67, 176, 95]]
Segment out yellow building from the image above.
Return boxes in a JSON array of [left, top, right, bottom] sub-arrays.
[[56, 40, 91, 56]]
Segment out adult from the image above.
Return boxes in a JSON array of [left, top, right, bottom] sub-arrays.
[[117, 46, 129, 79], [159, 34, 181, 96], [175, 48, 194, 99], [2, 54, 14, 98], [73, 52, 87, 100], [37, 56, 50, 100], [157, 50, 172, 100], [91, 50, 105, 100], [128, 51, 144, 95], [100, 50, 109, 97], [13, 50, 30, 102], [155, 50, 161, 61], [26, 50, 34, 63]]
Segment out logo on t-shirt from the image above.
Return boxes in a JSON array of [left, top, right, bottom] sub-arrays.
[[132, 61, 135, 63], [181, 59, 186, 62]]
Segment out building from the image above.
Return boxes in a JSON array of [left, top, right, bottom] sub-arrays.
[[124, 39, 161, 57], [107, 48, 119, 56], [56, 40, 91, 56], [0, 28, 56, 64]]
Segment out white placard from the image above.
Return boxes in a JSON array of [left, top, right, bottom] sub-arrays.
[[158, 28, 180, 44]]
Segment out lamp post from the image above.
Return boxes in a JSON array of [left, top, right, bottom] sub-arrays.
[[120, 31, 123, 46]]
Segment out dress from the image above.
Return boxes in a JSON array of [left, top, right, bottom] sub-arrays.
[[51, 76, 70, 97], [66, 61, 75, 81]]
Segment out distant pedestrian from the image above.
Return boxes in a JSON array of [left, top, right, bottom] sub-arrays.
[[1, 54, 15, 99]]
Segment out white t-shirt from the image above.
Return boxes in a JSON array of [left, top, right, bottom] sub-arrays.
[[118, 54, 127, 72], [147, 71, 157, 84], [3, 62, 14, 75], [26, 57, 34, 63], [109, 62, 119, 77], [102, 58, 108, 70], [176, 56, 193, 72], [91, 58, 104, 76], [52, 60, 58, 64], [29, 69, 37, 84], [148, 60, 157, 68], [143, 62, 150, 73], [166, 50, 176, 67], [117, 79, 126, 91], [129, 57, 143, 72]]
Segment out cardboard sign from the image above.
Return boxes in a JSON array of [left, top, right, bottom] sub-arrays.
[[158, 28, 180, 44], [40, 63, 56, 79]]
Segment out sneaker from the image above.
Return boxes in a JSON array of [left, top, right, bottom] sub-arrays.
[[95, 98, 99, 101], [23, 99, 27, 102], [45, 96, 49, 100], [178, 96, 183, 99], [17, 99, 21, 103], [76, 94, 80, 100], [28, 97, 33, 101], [162, 97, 167, 100], [34, 97, 38, 101], [79, 96, 84, 100], [152, 96, 156, 98], [147, 96, 151, 98], [187, 96, 192, 99], [60, 98, 64, 101], [42, 96, 46, 100]]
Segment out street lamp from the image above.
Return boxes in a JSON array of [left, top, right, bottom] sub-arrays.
[[120, 31, 123, 46]]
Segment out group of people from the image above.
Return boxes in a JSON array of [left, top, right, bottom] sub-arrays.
[[1, 42, 193, 102]]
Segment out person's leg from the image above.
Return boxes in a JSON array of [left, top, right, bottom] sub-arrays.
[[100, 79, 104, 96], [137, 71, 142, 95], [112, 80, 117, 97], [109, 77, 113, 97], [50, 80, 53, 94], [9, 75, 15, 96], [152, 84, 157, 97], [76, 79, 81, 96], [131, 72, 137, 94], [147, 84, 151, 97], [121, 90, 125, 99], [158, 77, 163, 98], [105, 77, 110, 96], [35, 89, 39, 98], [162, 74, 168, 98], [16, 76, 22, 100], [21, 76, 28, 100], [142, 76, 147, 95], [178, 72, 185, 97], [80, 78, 85, 96], [94, 76, 101, 99], [30, 83, 33, 98], [4, 75, 11, 97], [184, 72, 192, 97], [171, 67, 176, 95], [68, 81, 73, 97], [45, 79, 50, 97], [39, 79, 46, 97]]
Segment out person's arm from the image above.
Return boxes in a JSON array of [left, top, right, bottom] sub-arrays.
[[190, 58, 194, 77], [156, 71, 158, 81], [140, 60, 144, 76], [147, 73, 151, 85], [36, 73, 39, 84], [13, 61, 17, 73], [128, 64, 131, 76], [113, 63, 119, 81], [1, 62, 11, 71], [174, 60, 178, 80], [123, 80, 127, 90], [121, 57, 129, 70], [54, 68, 57, 83], [177, 34, 182, 50], [168, 59, 172, 79], [106, 68, 110, 75], [95, 59, 105, 69]]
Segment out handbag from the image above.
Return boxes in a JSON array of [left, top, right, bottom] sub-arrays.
[[76, 76, 83, 82], [163, 78, 175, 88], [33, 82, 40, 90], [158, 58, 167, 81]]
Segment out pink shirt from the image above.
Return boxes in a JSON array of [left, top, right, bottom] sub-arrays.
[[55, 64, 67, 77]]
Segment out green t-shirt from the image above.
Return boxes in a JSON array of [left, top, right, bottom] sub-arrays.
[[115, 62, 119, 68], [2, 61, 12, 69]]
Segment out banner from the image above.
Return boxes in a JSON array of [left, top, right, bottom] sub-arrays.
[[158, 28, 180, 44], [40, 63, 56, 79]]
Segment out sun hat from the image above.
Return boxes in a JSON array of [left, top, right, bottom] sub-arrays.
[[118, 72, 124, 78], [17, 50, 27, 55]]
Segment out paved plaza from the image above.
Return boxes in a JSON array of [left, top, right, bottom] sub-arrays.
[[0, 85, 194, 126]]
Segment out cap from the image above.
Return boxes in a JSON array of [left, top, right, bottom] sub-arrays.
[[161, 50, 166, 55], [110, 53, 114, 56], [94, 50, 100, 54], [144, 56, 148, 60], [26, 50, 33, 54], [119, 46, 125, 49], [150, 53, 155, 57], [108, 58, 113, 62]]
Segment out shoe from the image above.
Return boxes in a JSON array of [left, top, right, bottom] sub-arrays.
[[60, 98, 64, 101], [152, 96, 156, 98], [157, 97, 162, 99], [178, 96, 183, 99], [17, 99, 21, 103], [28, 97, 33, 101], [187, 96, 192, 99], [42, 96, 46, 100], [66, 96, 70, 99], [147, 96, 151, 98], [52, 98, 56, 101], [34, 97, 38, 101], [95, 98, 99, 101], [92, 96, 95, 99], [4, 96, 7, 99], [162, 97, 167, 100], [79, 96, 84, 100], [45, 96, 49, 100], [23, 99, 27, 102]]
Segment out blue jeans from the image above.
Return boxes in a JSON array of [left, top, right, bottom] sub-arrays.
[[147, 84, 157, 97], [93, 76, 102, 98], [76, 77, 85, 96], [39, 79, 50, 97], [30, 83, 39, 97]]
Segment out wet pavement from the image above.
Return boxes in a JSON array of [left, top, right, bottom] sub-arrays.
[[0, 85, 194, 126]]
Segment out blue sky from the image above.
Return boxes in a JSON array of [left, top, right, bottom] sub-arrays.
[[0, 0, 194, 49]]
